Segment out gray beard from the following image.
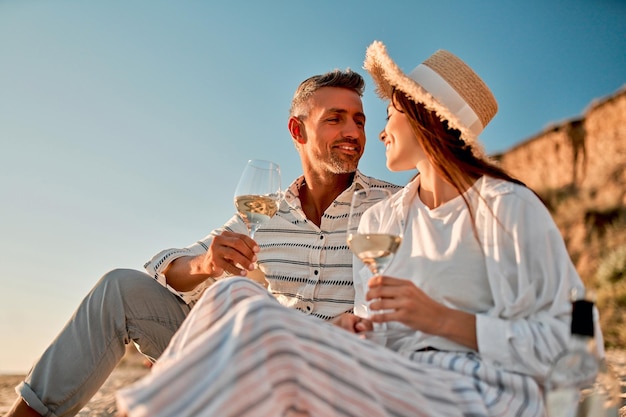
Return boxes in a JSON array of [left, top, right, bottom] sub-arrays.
[[327, 153, 359, 174]]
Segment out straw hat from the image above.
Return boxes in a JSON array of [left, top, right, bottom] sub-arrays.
[[364, 40, 497, 146]]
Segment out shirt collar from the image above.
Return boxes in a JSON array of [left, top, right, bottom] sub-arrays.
[[283, 170, 370, 208]]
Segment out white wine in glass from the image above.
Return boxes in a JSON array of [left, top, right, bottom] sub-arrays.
[[234, 159, 281, 239], [347, 234, 402, 276], [347, 187, 403, 333]]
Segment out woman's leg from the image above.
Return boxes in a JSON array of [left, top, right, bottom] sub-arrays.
[[117, 285, 478, 417], [408, 351, 544, 417], [154, 276, 273, 366]]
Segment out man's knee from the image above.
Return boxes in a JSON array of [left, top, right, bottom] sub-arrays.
[[99, 268, 151, 286], [96, 268, 162, 297]]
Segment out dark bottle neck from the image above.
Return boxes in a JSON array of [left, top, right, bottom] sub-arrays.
[[571, 299, 594, 338]]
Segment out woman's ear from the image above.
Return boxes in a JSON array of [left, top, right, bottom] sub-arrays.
[[288, 116, 306, 144]]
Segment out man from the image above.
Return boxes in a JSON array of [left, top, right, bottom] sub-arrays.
[[7, 69, 400, 417]]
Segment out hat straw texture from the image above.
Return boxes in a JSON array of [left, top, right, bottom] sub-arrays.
[[422, 51, 497, 130], [364, 41, 497, 146]]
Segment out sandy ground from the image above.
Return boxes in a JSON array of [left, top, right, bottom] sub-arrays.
[[2, 350, 626, 416], [0, 348, 149, 417]]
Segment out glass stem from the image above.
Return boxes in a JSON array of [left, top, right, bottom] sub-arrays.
[[249, 226, 258, 239]]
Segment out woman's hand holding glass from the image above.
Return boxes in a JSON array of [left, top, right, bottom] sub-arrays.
[[366, 275, 441, 333], [366, 274, 478, 349], [347, 188, 403, 336]]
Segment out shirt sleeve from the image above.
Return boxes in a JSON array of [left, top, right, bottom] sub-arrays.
[[144, 214, 249, 305], [475, 184, 586, 383]]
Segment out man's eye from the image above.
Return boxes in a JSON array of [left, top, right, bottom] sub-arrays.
[[326, 118, 339, 122]]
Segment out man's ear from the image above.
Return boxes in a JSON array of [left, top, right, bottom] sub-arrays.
[[288, 116, 306, 144]]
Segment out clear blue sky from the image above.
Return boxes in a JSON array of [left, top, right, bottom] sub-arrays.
[[1, 0, 624, 374]]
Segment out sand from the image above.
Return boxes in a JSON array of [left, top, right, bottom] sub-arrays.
[[2, 350, 626, 416], [0, 348, 149, 417]]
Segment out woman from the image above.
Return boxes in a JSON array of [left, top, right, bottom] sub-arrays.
[[116, 41, 589, 417]]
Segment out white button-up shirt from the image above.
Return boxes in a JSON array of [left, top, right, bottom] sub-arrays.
[[355, 175, 592, 381]]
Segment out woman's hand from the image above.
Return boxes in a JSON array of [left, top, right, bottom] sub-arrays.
[[366, 275, 445, 333], [331, 313, 374, 334], [366, 275, 478, 350]]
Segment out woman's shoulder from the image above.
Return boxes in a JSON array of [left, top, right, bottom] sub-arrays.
[[478, 176, 551, 222], [479, 176, 538, 202]]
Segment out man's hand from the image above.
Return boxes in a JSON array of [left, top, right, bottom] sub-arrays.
[[164, 231, 259, 292], [331, 313, 373, 333], [200, 230, 259, 277]]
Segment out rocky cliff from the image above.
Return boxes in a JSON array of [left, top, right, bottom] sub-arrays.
[[495, 85, 626, 347]]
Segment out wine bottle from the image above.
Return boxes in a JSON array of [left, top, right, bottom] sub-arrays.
[[545, 296, 598, 417], [582, 357, 621, 416], [545, 292, 621, 416]]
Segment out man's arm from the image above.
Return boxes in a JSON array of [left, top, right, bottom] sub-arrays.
[[164, 231, 260, 292]]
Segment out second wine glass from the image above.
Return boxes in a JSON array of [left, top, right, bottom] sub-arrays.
[[233, 159, 281, 239], [347, 187, 403, 333]]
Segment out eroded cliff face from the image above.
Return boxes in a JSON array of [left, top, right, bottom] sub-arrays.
[[498, 86, 626, 204], [495, 86, 626, 346]]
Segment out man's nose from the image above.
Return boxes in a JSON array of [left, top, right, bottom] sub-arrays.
[[343, 119, 363, 138]]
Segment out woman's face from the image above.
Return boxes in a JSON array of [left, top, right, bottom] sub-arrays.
[[379, 103, 424, 172]]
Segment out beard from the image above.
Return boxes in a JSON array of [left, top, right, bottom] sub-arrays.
[[326, 150, 360, 174]]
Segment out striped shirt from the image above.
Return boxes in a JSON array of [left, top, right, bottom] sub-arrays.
[[144, 170, 401, 320]]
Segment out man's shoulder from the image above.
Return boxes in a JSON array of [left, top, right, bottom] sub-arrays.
[[355, 171, 403, 192]]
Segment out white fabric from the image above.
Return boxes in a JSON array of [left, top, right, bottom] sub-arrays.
[[408, 64, 483, 135], [144, 170, 401, 320], [115, 175, 589, 417], [117, 278, 544, 417], [354, 176, 491, 354], [354, 175, 587, 383]]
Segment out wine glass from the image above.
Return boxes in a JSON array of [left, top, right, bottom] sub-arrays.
[[347, 188, 403, 335], [234, 159, 281, 239]]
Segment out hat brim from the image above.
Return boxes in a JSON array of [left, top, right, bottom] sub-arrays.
[[364, 41, 479, 145]]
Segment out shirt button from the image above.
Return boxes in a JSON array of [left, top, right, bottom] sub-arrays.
[[319, 235, 324, 240], [314, 270, 319, 275], [305, 305, 312, 314]]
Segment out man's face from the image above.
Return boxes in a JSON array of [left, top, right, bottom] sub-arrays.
[[298, 87, 366, 175]]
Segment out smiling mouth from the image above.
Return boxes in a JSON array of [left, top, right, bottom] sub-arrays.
[[335, 144, 360, 153]]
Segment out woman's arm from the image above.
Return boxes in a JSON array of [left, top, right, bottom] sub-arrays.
[[474, 184, 584, 381]]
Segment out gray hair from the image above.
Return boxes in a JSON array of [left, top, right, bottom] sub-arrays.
[[289, 69, 365, 118]]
